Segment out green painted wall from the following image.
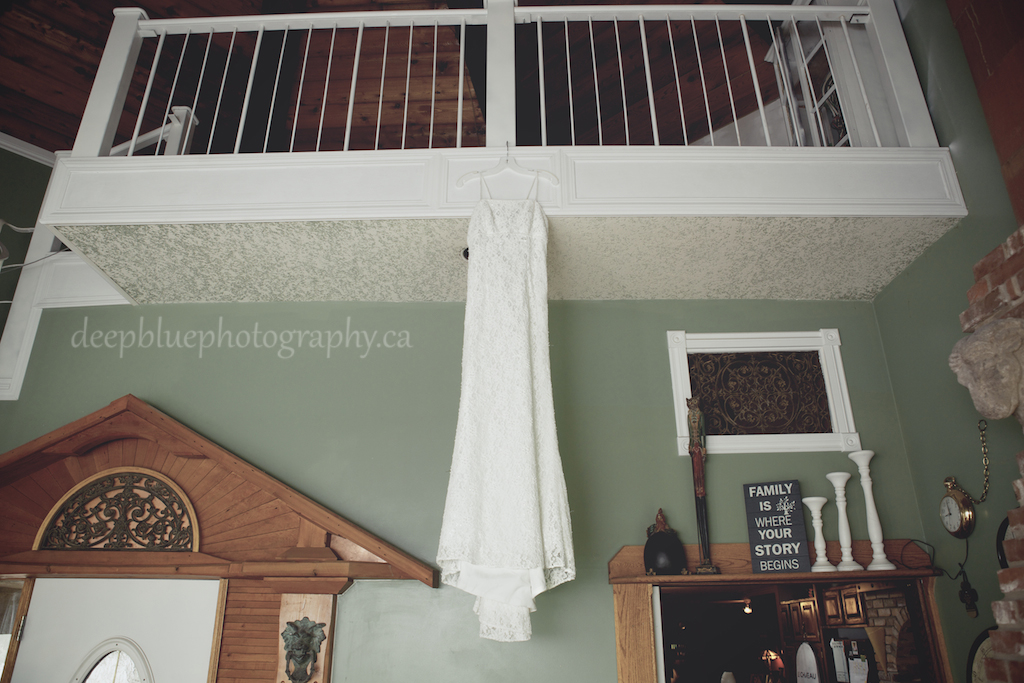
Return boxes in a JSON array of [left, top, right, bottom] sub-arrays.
[[0, 299, 920, 681], [1, 5, 1012, 680], [0, 149, 51, 332], [874, 1, 1024, 681]]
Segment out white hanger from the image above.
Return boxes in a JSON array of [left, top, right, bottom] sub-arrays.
[[455, 142, 560, 189]]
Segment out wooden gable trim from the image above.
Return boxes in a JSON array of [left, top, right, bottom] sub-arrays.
[[0, 395, 438, 588]]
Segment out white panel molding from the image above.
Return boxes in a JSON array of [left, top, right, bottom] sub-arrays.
[[39, 147, 966, 228], [564, 147, 966, 216], [0, 226, 128, 401], [666, 329, 862, 455]]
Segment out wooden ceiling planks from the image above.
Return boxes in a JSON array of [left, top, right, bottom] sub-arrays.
[[520, 12, 780, 146], [1, 0, 784, 153]]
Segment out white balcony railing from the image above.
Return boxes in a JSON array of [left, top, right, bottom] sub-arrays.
[[7, 0, 966, 401], [73, 0, 936, 160]]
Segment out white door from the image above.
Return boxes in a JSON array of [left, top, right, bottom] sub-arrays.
[[10, 578, 220, 683]]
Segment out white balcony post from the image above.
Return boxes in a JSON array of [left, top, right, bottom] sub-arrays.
[[72, 8, 150, 157], [486, 0, 516, 148], [863, 0, 937, 147]]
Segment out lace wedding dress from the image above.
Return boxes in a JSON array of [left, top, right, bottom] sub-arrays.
[[436, 198, 575, 642]]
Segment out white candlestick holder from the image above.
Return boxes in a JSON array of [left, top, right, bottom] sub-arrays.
[[825, 471, 863, 571], [801, 497, 837, 572], [849, 450, 897, 570]]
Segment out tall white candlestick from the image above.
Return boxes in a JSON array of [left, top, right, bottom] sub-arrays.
[[849, 450, 897, 570], [825, 471, 863, 571], [802, 496, 837, 572]]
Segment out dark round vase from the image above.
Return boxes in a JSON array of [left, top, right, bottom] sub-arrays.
[[644, 530, 686, 575]]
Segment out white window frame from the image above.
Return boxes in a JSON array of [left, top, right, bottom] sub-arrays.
[[69, 636, 155, 683], [667, 329, 860, 455]]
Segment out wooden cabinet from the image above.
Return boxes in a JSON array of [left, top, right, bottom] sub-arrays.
[[841, 586, 865, 625], [781, 598, 820, 643], [823, 590, 843, 627], [822, 586, 867, 627]]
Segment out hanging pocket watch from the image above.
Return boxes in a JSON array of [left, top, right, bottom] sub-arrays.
[[940, 480, 976, 539], [940, 420, 989, 539]]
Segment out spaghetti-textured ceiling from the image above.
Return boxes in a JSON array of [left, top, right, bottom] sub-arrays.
[[57, 214, 957, 303]]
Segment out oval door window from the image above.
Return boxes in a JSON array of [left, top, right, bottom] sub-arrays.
[[70, 638, 153, 683], [83, 650, 142, 683]]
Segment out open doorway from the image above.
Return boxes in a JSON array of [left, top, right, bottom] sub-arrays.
[[660, 588, 785, 683]]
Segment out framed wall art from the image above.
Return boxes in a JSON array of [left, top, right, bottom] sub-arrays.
[[667, 329, 861, 454]]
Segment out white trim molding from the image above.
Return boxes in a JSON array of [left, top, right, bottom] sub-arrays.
[[667, 329, 861, 454], [0, 132, 56, 168], [0, 225, 128, 401], [38, 146, 966, 227], [69, 636, 155, 683]]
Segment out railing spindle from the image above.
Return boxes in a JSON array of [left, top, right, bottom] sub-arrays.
[[839, 16, 880, 146], [317, 26, 337, 152], [691, 16, 714, 146], [343, 23, 364, 152], [375, 24, 391, 150], [263, 25, 290, 153], [157, 30, 191, 155], [428, 22, 437, 149], [714, 18, 740, 145], [769, 23, 803, 147], [537, 18, 547, 146], [666, 18, 688, 145], [739, 15, 771, 146], [588, 17, 603, 145], [129, 30, 166, 157], [814, 17, 850, 146], [235, 26, 265, 154], [638, 16, 659, 146], [402, 24, 414, 150], [792, 16, 827, 146], [457, 18, 465, 148], [207, 29, 237, 154], [290, 26, 313, 152], [613, 18, 629, 145], [563, 19, 576, 145], [185, 29, 214, 154]]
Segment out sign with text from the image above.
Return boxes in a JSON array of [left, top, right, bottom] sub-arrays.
[[743, 480, 811, 573]]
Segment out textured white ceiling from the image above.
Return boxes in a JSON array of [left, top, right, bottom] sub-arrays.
[[58, 214, 959, 304]]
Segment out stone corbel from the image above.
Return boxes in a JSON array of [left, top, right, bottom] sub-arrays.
[[949, 318, 1024, 431]]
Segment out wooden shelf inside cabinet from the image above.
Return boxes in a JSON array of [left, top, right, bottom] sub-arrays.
[[608, 539, 938, 586]]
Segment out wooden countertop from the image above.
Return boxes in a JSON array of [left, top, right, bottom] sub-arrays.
[[609, 539, 938, 586]]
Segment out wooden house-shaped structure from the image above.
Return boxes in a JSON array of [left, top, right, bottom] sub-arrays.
[[0, 394, 437, 683]]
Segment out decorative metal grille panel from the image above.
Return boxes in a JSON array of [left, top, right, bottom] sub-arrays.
[[687, 351, 832, 436], [40, 470, 195, 551]]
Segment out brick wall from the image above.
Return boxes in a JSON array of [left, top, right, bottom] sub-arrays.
[[987, 451, 1024, 681], [960, 226, 1024, 332], [863, 589, 911, 682], [946, 0, 1024, 225]]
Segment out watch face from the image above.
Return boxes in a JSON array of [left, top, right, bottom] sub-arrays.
[[940, 495, 962, 532], [968, 627, 995, 683]]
